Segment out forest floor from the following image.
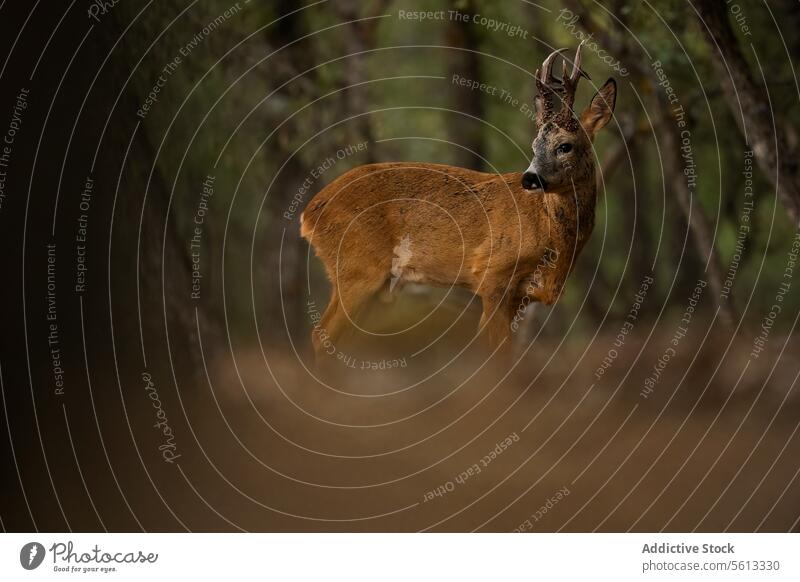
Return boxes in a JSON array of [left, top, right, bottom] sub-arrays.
[[187, 292, 800, 532]]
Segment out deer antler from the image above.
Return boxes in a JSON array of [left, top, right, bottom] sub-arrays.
[[534, 48, 566, 126], [534, 42, 589, 129]]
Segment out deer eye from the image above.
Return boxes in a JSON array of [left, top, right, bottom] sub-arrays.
[[556, 143, 573, 155]]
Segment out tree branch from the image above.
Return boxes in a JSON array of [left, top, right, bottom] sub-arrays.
[[693, 0, 800, 226]]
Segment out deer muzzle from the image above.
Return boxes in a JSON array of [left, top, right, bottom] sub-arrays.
[[522, 171, 548, 192]]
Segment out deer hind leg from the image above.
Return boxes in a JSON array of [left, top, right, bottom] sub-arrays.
[[477, 287, 516, 356], [311, 287, 341, 361], [311, 272, 387, 363]]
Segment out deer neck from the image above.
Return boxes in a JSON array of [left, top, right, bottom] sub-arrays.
[[542, 176, 597, 250]]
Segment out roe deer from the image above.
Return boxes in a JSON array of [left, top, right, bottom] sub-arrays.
[[300, 43, 616, 361]]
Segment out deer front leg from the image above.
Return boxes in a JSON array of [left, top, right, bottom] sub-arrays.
[[477, 287, 515, 357]]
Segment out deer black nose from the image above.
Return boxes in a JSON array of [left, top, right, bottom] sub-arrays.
[[522, 172, 547, 191]]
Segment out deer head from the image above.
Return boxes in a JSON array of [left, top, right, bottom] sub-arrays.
[[522, 42, 617, 192]]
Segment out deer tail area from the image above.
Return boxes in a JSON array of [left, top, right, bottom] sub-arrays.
[[299, 210, 310, 239], [299, 198, 327, 241]]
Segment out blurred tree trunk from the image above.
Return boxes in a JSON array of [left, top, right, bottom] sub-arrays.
[[563, 0, 735, 324], [656, 96, 736, 326], [105, 4, 220, 371], [259, 0, 323, 341], [694, 0, 800, 226], [446, 0, 486, 169], [773, 0, 800, 61], [334, 0, 393, 162], [606, 114, 655, 302]]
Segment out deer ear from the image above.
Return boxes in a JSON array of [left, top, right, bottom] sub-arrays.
[[580, 78, 616, 138]]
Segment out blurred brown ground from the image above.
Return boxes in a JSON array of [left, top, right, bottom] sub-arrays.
[[181, 290, 800, 532], [6, 290, 797, 533]]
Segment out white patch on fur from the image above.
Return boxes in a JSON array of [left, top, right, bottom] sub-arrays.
[[390, 234, 413, 292]]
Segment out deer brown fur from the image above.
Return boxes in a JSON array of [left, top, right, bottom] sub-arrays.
[[300, 44, 616, 361]]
